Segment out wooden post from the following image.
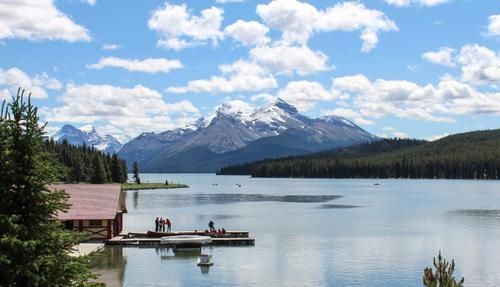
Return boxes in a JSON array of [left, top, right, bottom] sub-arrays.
[[119, 213, 123, 234], [107, 220, 112, 239], [79, 220, 83, 232]]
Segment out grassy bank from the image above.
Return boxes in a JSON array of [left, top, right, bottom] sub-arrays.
[[121, 183, 189, 190]]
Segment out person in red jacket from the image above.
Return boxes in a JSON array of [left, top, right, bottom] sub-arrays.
[[166, 218, 172, 232]]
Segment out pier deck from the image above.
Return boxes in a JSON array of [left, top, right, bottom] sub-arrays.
[[106, 231, 254, 246]]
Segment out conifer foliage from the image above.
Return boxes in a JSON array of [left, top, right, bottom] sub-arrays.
[[423, 251, 464, 287], [44, 138, 128, 184], [219, 131, 500, 179], [132, 161, 141, 184], [0, 89, 100, 286]]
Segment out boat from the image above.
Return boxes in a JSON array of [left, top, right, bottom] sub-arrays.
[[148, 231, 203, 238], [160, 235, 212, 248]]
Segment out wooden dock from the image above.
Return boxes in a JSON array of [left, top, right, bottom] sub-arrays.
[[106, 231, 255, 247]]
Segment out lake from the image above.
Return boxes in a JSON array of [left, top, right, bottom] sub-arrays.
[[91, 174, 500, 286]]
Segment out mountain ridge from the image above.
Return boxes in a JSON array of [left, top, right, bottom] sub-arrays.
[[118, 99, 378, 172], [52, 124, 123, 154]]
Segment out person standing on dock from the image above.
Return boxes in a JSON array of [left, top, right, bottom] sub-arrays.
[[166, 218, 171, 232], [208, 220, 215, 231], [159, 217, 164, 232], [155, 217, 159, 232]]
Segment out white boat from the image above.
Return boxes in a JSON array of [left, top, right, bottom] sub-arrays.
[[160, 235, 212, 247]]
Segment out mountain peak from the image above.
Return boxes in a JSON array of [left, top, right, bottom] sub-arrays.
[[53, 125, 122, 154], [271, 98, 298, 114], [60, 124, 79, 130], [216, 100, 253, 118], [80, 125, 97, 133]]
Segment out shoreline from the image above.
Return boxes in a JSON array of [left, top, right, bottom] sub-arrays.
[[121, 183, 189, 191]]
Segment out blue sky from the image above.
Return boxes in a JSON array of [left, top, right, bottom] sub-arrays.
[[0, 0, 499, 142]]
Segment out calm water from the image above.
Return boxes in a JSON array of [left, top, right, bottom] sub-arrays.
[[92, 174, 500, 286]]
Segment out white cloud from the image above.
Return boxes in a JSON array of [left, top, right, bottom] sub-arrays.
[[250, 43, 330, 75], [0, 67, 61, 99], [250, 93, 275, 104], [276, 80, 342, 111], [315, 2, 398, 53], [87, 57, 183, 74], [321, 108, 375, 126], [44, 84, 199, 141], [148, 2, 224, 50], [422, 47, 456, 67], [457, 44, 500, 86], [422, 44, 500, 87], [256, 0, 397, 52], [331, 74, 500, 123], [384, 0, 450, 7], [487, 14, 500, 36], [83, 0, 96, 5], [224, 20, 270, 46], [407, 65, 419, 72], [0, 0, 91, 42], [256, 0, 318, 44], [167, 60, 277, 94], [101, 43, 121, 50], [393, 131, 409, 138]]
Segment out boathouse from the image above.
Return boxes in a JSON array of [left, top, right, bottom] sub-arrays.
[[49, 184, 127, 240]]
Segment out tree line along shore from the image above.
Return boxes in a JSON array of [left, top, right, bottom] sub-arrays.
[[218, 130, 500, 180]]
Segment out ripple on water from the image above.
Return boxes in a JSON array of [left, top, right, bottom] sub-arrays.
[[138, 193, 342, 208], [315, 204, 363, 209]]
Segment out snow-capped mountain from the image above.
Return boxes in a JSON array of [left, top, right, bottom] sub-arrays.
[[119, 98, 377, 172], [53, 124, 123, 154]]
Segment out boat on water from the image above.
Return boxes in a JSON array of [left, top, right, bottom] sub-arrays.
[[161, 235, 212, 248]]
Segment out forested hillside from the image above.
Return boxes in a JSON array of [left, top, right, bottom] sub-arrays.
[[44, 138, 128, 183], [218, 129, 500, 179]]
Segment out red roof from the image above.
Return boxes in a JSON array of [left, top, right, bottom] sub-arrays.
[[49, 184, 127, 220]]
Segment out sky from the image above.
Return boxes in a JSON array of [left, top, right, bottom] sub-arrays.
[[0, 0, 499, 142]]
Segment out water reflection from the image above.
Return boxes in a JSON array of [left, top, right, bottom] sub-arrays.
[[447, 209, 500, 228], [133, 193, 341, 208], [449, 209, 500, 218], [94, 175, 500, 286], [315, 204, 362, 209], [133, 191, 139, 209], [196, 214, 245, 221], [90, 247, 126, 287]]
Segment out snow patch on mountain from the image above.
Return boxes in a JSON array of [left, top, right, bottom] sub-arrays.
[[53, 124, 123, 154]]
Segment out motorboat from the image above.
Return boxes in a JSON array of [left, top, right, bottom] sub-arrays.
[[160, 235, 212, 248]]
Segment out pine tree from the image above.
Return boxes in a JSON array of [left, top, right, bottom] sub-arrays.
[[0, 89, 99, 286], [133, 161, 141, 184], [91, 153, 107, 184], [110, 154, 123, 183], [423, 251, 464, 287], [121, 159, 128, 183]]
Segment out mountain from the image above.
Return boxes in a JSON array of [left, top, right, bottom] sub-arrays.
[[52, 124, 123, 154], [119, 98, 377, 172], [218, 129, 500, 179]]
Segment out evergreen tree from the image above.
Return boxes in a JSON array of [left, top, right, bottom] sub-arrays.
[[91, 153, 107, 184], [120, 159, 128, 183], [110, 154, 123, 183], [423, 251, 464, 287], [133, 161, 141, 184], [0, 89, 99, 286]]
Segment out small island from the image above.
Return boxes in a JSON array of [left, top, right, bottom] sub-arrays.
[[121, 183, 189, 191]]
